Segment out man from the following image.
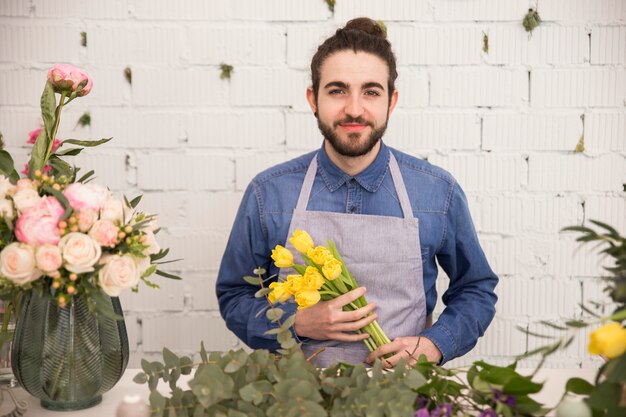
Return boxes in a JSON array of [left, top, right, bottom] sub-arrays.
[[216, 18, 498, 367]]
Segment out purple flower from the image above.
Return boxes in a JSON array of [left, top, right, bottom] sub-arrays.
[[414, 394, 429, 409], [415, 408, 430, 417], [479, 409, 497, 417], [431, 403, 452, 417], [492, 389, 517, 407]]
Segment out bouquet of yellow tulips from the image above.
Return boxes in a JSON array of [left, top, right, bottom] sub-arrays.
[[269, 230, 390, 352]]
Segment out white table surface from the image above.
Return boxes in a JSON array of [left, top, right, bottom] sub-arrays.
[[2, 367, 597, 416]]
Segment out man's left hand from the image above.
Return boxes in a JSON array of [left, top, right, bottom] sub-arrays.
[[366, 336, 442, 368]]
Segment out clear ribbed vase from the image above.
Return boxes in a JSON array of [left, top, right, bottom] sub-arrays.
[[10, 291, 129, 411]]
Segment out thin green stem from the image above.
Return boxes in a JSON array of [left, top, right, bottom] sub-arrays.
[[44, 91, 67, 163]]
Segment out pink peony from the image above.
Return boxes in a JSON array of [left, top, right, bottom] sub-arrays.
[[27, 128, 42, 144], [88, 219, 119, 248], [63, 183, 109, 212], [15, 196, 64, 246], [47, 64, 93, 97]]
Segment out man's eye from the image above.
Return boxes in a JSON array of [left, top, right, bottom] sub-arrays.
[[329, 89, 345, 95], [365, 90, 381, 96]]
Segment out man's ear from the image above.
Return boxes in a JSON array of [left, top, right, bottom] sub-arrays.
[[306, 87, 317, 115], [388, 89, 399, 117]]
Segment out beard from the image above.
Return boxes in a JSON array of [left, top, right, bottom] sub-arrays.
[[317, 115, 389, 158]]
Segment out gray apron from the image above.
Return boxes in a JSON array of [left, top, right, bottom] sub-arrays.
[[280, 152, 428, 367]]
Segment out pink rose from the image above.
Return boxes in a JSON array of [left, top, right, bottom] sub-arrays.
[[58, 232, 101, 273], [63, 183, 109, 212], [35, 244, 63, 273], [0, 243, 42, 285], [47, 64, 93, 97], [15, 196, 64, 245], [88, 219, 119, 248], [12, 188, 41, 214], [76, 209, 98, 232], [98, 254, 140, 297]]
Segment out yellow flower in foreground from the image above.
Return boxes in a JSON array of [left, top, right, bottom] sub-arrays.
[[322, 258, 342, 280], [302, 266, 325, 291], [295, 290, 321, 310], [271, 245, 293, 268], [284, 274, 304, 295], [307, 246, 333, 265], [267, 281, 291, 304], [290, 230, 314, 254], [588, 322, 626, 359]]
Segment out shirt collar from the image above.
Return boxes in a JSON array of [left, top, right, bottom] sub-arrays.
[[317, 141, 390, 193]]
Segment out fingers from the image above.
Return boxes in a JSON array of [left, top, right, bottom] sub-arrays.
[[330, 286, 367, 307], [333, 311, 378, 332], [366, 339, 402, 364]]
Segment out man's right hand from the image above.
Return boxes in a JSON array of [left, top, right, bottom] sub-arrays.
[[294, 287, 378, 341]]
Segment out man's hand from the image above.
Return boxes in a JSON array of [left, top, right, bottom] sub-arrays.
[[366, 336, 442, 368], [294, 287, 377, 342]]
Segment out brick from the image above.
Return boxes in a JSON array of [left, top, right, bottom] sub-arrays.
[[90, 108, 184, 149], [88, 24, 184, 65], [158, 231, 228, 271], [528, 153, 625, 192], [487, 25, 588, 65], [121, 312, 140, 351], [584, 111, 626, 152], [335, 0, 432, 21], [34, 0, 128, 18], [287, 24, 335, 69], [136, 151, 233, 190], [120, 275, 185, 312], [395, 67, 429, 108], [183, 271, 220, 311], [482, 238, 545, 276], [545, 239, 606, 277], [133, 68, 229, 107], [285, 111, 321, 150], [188, 25, 285, 66], [482, 112, 583, 151], [540, 0, 626, 22], [235, 151, 289, 190], [532, 69, 626, 107], [232, 0, 329, 21], [133, 0, 230, 20], [0, 108, 41, 147], [187, 191, 244, 233], [78, 68, 128, 107], [385, 111, 481, 151], [468, 316, 528, 360], [185, 110, 285, 149], [0, 23, 80, 63], [143, 314, 239, 352], [431, 68, 528, 107], [522, 196, 582, 235], [135, 191, 189, 233], [0, 69, 47, 106], [434, 0, 528, 21], [584, 196, 626, 236], [0, 1, 30, 16], [389, 26, 483, 65], [468, 196, 524, 235], [591, 26, 626, 64], [230, 68, 308, 108], [72, 150, 129, 190], [428, 154, 525, 191]]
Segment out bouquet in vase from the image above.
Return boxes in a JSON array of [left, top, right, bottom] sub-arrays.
[[269, 229, 390, 353]]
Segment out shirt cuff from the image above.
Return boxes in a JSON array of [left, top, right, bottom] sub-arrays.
[[279, 301, 310, 345], [419, 324, 457, 365]]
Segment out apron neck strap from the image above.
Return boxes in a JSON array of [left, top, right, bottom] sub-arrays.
[[295, 151, 414, 219]]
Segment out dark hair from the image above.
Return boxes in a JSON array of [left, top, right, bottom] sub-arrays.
[[310, 17, 398, 102]]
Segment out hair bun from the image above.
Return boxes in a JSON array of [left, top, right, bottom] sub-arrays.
[[343, 17, 387, 39]]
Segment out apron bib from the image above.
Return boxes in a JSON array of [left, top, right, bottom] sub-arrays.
[[280, 152, 427, 367]]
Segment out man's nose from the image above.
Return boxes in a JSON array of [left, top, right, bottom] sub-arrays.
[[344, 94, 364, 117]]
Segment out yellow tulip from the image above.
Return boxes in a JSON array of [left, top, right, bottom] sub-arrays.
[[267, 281, 291, 304], [588, 322, 626, 359], [295, 290, 321, 310], [322, 258, 342, 281], [289, 230, 314, 254], [307, 246, 333, 265], [271, 245, 293, 268], [302, 266, 325, 291], [284, 274, 304, 295]]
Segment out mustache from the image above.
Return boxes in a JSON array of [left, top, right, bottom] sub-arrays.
[[333, 117, 373, 128]]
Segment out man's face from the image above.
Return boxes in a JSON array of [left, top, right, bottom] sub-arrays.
[[307, 50, 398, 158]]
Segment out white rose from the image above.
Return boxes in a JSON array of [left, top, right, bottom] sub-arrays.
[[35, 244, 63, 273], [12, 188, 41, 214], [100, 198, 124, 224], [141, 230, 160, 255], [0, 176, 16, 199], [0, 243, 42, 285], [58, 232, 102, 274], [98, 254, 139, 297], [0, 199, 15, 221]]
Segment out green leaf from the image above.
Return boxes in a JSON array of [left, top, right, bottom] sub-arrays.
[[163, 347, 180, 368], [200, 341, 208, 363], [47, 155, 75, 180], [29, 127, 49, 176], [608, 308, 626, 321], [129, 194, 142, 208], [42, 184, 73, 220], [282, 314, 296, 329], [40, 81, 56, 143], [133, 372, 148, 384], [565, 377, 593, 395], [0, 150, 18, 182], [255, 287, 272, 297], [76, 169, 94, 183], [54, 147, 83, 156], [149, 390, 167, 416], [266, 308, 284, 322], [155, 269, 182, 280], [565, 319, 589, 328], [61, 137, 112, 147], [539, 320, 568, 331], [244, 276, 262, 286]]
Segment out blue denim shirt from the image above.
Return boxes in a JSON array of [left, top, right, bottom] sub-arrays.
[[216, 142, 498, 364]]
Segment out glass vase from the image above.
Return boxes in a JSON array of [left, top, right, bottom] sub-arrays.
[[10, 291, 129, 411]]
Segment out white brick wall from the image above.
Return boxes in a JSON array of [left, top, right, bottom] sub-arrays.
[[1, 0, 624, 370]]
